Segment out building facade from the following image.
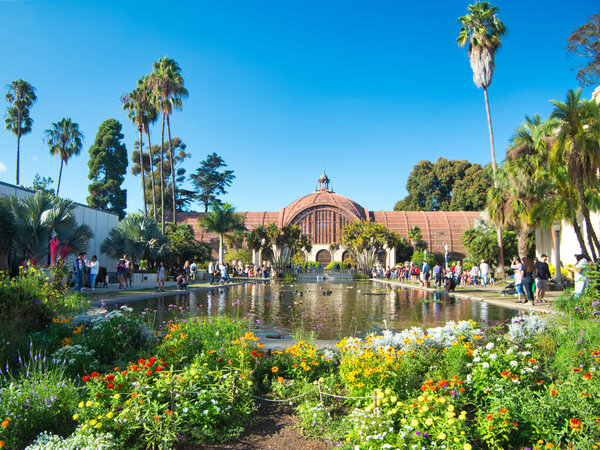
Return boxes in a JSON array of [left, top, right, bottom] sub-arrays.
[[178, 172, 481, 266]]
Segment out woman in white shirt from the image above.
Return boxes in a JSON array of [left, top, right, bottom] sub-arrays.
[[88, 255, 100, 290], [511, 257, 524, 303]]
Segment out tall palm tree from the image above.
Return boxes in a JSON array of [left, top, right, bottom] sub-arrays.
[[45, 118, 83, 197], [199, 203, 245, 265], [458, 1, 507, 272], [122, 88, 148, 215], [140, 77, 159, 221], [5, 79, 37, 185], [550, 89, 600, 260], [147, 57, 188, 230]]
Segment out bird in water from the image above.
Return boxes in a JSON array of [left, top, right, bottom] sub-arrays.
[[322, 289, 333, 296]]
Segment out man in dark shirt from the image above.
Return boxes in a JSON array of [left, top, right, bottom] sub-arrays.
[[534, 254, 551, 303]]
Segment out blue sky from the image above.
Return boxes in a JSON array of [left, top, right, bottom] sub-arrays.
[[0, 0, 597, 213]]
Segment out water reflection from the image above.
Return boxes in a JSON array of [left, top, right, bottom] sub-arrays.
[[116, 281, 518, 340]]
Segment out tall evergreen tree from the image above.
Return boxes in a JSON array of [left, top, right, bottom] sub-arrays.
[[87, 119, 128, 219], [190, 153, 236, 212], [5, 79, 37, 185]]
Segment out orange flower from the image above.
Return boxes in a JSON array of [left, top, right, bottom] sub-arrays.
[[277, 376, 284, 382], [572, 368, 583, 373], [569, 418, 582, 430], [551, 390, 559, 396], [501, 371, 511, 378], [499, 408, 508, 414], [583, 372, 593, 380], [0, 420, 8, 428], [271, 366, 279, 373], [0, 440, 5, 447]]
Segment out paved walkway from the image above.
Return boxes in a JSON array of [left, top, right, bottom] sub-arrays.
[[80, 278, 267, 306], [371, 278, 561, 315]]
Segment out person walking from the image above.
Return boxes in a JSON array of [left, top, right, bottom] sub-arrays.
[[157, 261, 166, 292], [208, 260, 215, 284], [116, 259, 126, 289], [455, 261, 463, 287], [73, 252, 85, 292], [123, 255, 133, 288], [88, 255, 99, 290], [572, 254, 589, 297], [479, 259, 489, 287], [521, 257, 536, 305], [511, 257, 525, 303], [470, 264, 480, 286], [534, 254, 551, 303], [433, 262, 442, 288]]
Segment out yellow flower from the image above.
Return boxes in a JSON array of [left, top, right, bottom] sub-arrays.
[[106, 411, 114, 419], [72, 414, 79, 421], [95, 422, 102, 429], [425, 418, 433, 426], [85, 401, 93, 407], [271, 366, 279, 373], [78, 402, 84, 408], [113, 394, 121, 400], [464, 444, 472, 450], [438, 432, 447, 440], [411, 419, 419, 427]]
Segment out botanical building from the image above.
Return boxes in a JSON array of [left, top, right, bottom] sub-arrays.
[[178, 172, 480, 266]]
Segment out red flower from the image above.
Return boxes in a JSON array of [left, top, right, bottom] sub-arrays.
[[499, 408, 508, 414], [583, 372, 593, 380], [107, 384, 114, 389], [251, 350, 258, 356], [113, 367, 119, 371], [569, 418, 582, 430], [138, 359, 146, 366], [82, 376, 90, 382], [572, 368, 583, 373], [146, 361, 152, 367], [149, 357, 156, 364], [156, 366, 163, 372], [117, 384, 123, 390], [147, 370, 153, 376], [91, 372, 99, 378], [121, 370, 127, 376], [96, 393, 102, 398], [551, 390, 559, 396], [106, 374, 115, 382], [218, 358, 224, 363]]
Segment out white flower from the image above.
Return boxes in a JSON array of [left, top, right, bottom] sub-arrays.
[[489, 353, 497, 361], [482, 362, 490, 368], [485, 342, 495, 350], [510, 360, 518, 367]]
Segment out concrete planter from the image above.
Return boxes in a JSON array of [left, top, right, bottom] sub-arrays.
[[132, 272, 157, 284]]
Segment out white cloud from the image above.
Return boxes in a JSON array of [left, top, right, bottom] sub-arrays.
[[0, 162, 6, 172]]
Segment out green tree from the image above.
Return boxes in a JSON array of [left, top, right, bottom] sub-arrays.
[[225, 229, 246, 251], [342, 221, 395, 273], [265, 223, 312, 272], [122, 84, 151, 216], [5, 79, 37, 185], [458, 1, 507, 273], [45, 118, 84, 197], [394, 158, 491, 211], [189, 153, 236, 212], [100, 214, 169, 265], [199, 203, 246, 265], [245, 225, 270, 261], [6, 192, 92, 264], [147, 57, 189, 229], [31, 173, 55, 196], [407, 226, 423, 252], [550, 89, 600, 260], [462, 220, 517, 268], [87, 119, 128, 219], [164, 222, 211, 267], [567, 14, 600, 87]]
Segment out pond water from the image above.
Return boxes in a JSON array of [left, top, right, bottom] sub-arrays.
[[116, 281, 518, 340]]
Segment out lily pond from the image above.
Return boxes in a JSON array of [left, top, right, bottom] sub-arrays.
[[115, 280, 518, 340]]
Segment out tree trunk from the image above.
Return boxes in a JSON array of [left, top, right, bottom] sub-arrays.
[[145, 129, 157, 222], [571, 217, 590, 260], [139, 128, 147, 216], [219, 233, 224, 265], [16, 110, 21, 185], [575, 176, 599, 261], [56, 158, 64, 197], [160, 113, 166, 233], [517, 225, 529, 258], [166, 115, 177, 225], [483, 86, 504, 274]]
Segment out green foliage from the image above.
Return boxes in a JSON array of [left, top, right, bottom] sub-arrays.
[[87, 119, 128, 219], [225, 248, 252, 265], [325, 260, 350, 269], [567, 13, 600, 87], [189, 153, 236, 213], [31, 173, 55, 196], [394, 158, 491, 211], [410, 250, 436, 265], [0, 348, 82, 449], [100, 214, 169, 264], [164, 222, 211, 266], [462, 220, 517, 267]]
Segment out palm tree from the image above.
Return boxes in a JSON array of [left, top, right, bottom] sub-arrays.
[[199, 203, 245, 264], [140, 77, 159, 221], [407, 226, 422, 251], [122, 88, 148, 215], [45, 118, 84, 197], [5, 79, 37, 185], [550, 89, 600, 260], [101, 214, 169, 264], [458, 1, 507, 272], [147, 57, 188, 230]]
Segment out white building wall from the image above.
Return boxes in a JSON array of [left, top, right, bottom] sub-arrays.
[[0, 181, 119, 269]]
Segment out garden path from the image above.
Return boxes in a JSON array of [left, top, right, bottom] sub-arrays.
[[192, 402, 335, 449]]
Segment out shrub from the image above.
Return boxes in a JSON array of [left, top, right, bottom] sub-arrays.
[[25, 426, 116, 450]]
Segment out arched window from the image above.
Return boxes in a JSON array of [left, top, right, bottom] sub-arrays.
[[316, 249, 332, 265]]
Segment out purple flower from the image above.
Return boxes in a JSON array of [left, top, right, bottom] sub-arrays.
[[593, 301, 599, 306]]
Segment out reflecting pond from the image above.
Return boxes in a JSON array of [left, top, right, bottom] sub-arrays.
[[117, 281, 518, 340]]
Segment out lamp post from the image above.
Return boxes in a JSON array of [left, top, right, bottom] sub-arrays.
[[553, 220, 563, 290]]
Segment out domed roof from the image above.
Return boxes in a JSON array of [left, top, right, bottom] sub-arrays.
[[318, 169, 329, 184], [282, 189, 367, 224]]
